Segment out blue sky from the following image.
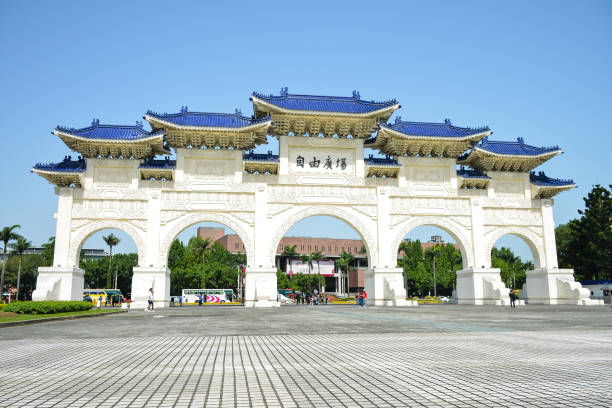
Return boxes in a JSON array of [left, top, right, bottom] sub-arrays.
[[0, 0, 610, 263]]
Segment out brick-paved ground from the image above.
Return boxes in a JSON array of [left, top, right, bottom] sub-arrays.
[[1, 304, 611, 407]]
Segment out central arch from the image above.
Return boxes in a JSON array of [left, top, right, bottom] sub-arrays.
[[159, 213, 254, 267], [267, 206, 378, 268], [390, 217, 474, 269]]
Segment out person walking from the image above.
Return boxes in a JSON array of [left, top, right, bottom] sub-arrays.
[[509, 290, 516, 309], [147, 288, 154, 312], [360, 288, 368, 309]]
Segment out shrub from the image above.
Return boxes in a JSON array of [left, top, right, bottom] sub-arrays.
[[4, 301, 93, 314]]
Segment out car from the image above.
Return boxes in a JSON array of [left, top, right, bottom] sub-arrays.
[[439, 296, 452, 303]]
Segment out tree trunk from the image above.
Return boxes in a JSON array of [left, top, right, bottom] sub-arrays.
[[107, 247, 113, 289], [0, 247, 7, 301], [16, 256, 22, 301], [433, 256, 437, 297]]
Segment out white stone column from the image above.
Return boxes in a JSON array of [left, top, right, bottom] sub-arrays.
[[540, 199, 557, 269], [145, 190, 162, 268], [131, 267, 171, 309], [370, 187, 410, 306], [244, 183, 279, 307], [32, 187, 85, 301], [525, 268, 600, 305]]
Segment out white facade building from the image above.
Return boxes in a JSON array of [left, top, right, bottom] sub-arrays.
[[31, 89, 598, 307]]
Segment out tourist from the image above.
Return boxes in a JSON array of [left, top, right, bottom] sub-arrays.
[[360, 288, 367, 309], [147, 288, 154, 312], [509, 290, 516, 309]]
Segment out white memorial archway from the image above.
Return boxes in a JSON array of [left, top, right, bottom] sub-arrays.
[[31, 89, 597, 306]]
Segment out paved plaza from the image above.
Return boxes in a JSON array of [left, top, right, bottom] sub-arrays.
[[1, 304, 611, 407]]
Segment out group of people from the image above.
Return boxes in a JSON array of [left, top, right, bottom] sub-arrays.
[[294, 291, 328, 305]]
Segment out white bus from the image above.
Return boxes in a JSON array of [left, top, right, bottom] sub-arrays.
[[182, 288, 234, 304]]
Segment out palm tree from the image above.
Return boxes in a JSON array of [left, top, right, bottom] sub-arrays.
[[425, 244, 443, 297], [103, 233, 120, 289], [281, 245, 298, 279], [0, 225, 21, 299], [339, 250, 354, 294], [311, 251, 324, 294], [9, 237, 30, 301]]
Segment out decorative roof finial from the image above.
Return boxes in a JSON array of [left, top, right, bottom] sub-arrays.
[[180, 106, 188, 113], [280, 87, 288, 96], [394, 116, 402, 124], [235, 108, 242, 116], [481, 136, 489, 144], [517, 137, 524, 144], [91, 118, 100, 126], [135, 121, 143, 129], [352, 90, 360, 100], [444, 118, 452, 125]]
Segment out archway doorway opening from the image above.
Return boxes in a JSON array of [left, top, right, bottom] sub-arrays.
[[167, 222, 247, 305], [277, 215, 371, 303], [396, 226, 463, 298], [78, 228, 138, 303], [490, 234, 535, 291]]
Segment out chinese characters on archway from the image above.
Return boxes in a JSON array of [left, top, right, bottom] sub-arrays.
[[296, 155, 347, 170]]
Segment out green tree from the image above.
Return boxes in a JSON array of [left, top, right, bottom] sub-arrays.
[[9, 236, 30, 301], [311, 250, 324, 293], [339, 250, 354, 293], [80, 253, 137, 295], [281, 245, 298, 279], [102, 233, 120, 288], [0, 224, 21, 298], [558, 184, 612, 280], [41, 236, 55, 266], [425, 244, 443, 297]]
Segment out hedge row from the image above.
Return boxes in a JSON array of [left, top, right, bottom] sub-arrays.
[[3, 301, 93, 314]]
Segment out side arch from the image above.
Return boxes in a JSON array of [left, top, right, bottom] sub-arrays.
[[390, 216, 474, 269], [159, 213, 254, 267], [484, 227, 544, 269], [267, 206, 378, 268], [68, 220, 146, 268]]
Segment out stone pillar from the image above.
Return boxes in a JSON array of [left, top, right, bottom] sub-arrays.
[[32, 187, 86, 301], [32, 267, 84, 301], [371, 187, 410, 306], [244, 183, 279, 307], [540, 199, 557, 269], [456, 268, 510, 305], [131, 267, 170, 309], [145, 190, 162, 268], [525, 269, 600, 305]]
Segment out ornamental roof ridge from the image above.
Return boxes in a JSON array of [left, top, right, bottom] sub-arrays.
[[145, 108, 271, 128], [477, 136, 561, 155], [364, 154, 401, 167], [33, 155, 86, 172], [379, 117, 490, 139], [456, 166, 490, 179], [140, 156, 177, 169], [529, 171, 575, 186], [251, 89, 398, 106], [243, 150, 279, 162], [55, 120, 163, 139]]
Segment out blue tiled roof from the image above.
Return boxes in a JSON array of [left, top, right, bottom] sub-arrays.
[[529, 171, 574, 187], [382, 117, 489, 138], [457, 167, 490, 179], [55, 120, 163, 140], [146, 107, 271, 128], [474, 137, 561, 156], [364, 155, 400, 167], [140, 158, 176, 169], [33, 156, 86, 172], [251, 88, 398, 114], [243, 151, 279, 162]]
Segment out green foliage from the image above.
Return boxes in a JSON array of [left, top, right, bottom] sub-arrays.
[[80, 253, 137, 294], [491, 246, 532, 289], [4, 300, 92, 314], [398, 240, 461, 297], [167, 237, 245, 295], [557, 184, 612, 280]]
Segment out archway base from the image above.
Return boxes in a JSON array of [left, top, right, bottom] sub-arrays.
[[365, 268, 414, 306], [244, 268, 280, 308], [32, 267, 84, 301], [131, 267, 170, 309], [525, 269, 603, 305], [456, 268, 510, 305]]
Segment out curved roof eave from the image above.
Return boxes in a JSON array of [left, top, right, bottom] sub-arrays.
[[145, 114, 272, 132], [378, 126, 490, 141], [251, 95, 399, 118]]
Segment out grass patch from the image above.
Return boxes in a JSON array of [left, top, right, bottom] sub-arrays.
[[0, 309, 122, 323]]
